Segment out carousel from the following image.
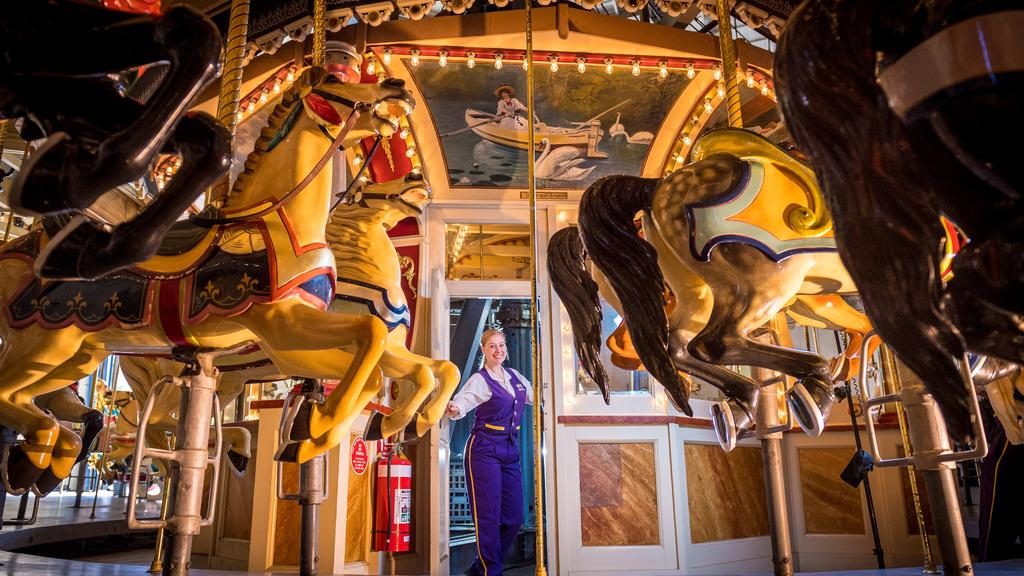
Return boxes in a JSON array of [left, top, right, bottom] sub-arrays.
[[0, 0, 1021, 575]]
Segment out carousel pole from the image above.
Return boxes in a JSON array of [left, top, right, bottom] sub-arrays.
[[879, 345, 939, 573], [149, 475, 174, 573], [3, 138, 31, 243], [207, 0, 250, 205], [715, 0, 744, 128], [524, 2, 547, 574]]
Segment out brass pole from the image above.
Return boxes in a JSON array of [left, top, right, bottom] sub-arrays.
[[715, 0, 744, 128], [312, 0, 327, 67], [879, 344, 937, 573], [525, 2, 547, 575], [207, 0, 251, 205], [149, 475, 174, 573], [3, 139, 31, 243]]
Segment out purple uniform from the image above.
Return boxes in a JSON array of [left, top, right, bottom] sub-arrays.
[[465, 367, 528, 576]]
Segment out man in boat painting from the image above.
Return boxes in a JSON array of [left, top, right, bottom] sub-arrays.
[[495, 85, 529, 130]]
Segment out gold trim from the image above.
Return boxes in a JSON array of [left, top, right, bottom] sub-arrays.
[[466, 434, 488, 576], [483, 423, 505, 431]]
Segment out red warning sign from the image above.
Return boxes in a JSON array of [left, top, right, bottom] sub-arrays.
[[351, 436, 368, 475]]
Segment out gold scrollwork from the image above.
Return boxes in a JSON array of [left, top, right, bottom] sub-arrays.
[[399, 255, 417, 298]]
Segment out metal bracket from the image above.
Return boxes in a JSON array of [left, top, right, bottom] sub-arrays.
[[859, 332, 988, 469]]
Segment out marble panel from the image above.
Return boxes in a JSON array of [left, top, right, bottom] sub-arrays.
[[272, 461, 301, 566], [798, 447, 865, 535], [346, 434, 373, 564], [684, 444, 769, 543], [579, 442, 659, 547]]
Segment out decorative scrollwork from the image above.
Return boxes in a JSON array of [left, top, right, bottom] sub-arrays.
[[399, 255, 417, 298]]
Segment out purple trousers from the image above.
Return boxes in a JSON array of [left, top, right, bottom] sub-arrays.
[[466, 431, 523, 576]]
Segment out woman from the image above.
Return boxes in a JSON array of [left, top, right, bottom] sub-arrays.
[[494, 85, 529, 130], [447, 328, 533, 576]]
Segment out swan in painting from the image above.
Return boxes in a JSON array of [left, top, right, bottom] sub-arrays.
[[607, 113, 653, 144], [609, 113, 627, 139], [535, 138, 596, 182]]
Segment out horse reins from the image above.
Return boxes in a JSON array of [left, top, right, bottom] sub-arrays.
[[190, 101, 367, 228]]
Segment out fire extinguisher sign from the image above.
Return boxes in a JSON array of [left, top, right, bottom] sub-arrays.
[[395, 489, 411, 524], [351, 437, 368, 475]]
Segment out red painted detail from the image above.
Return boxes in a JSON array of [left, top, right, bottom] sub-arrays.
[[351, 436, 369, 475], [395, 244, 421, 348], [387, 217, 420, 239], [158, 279, 189, 347], [303, 93, 344, 126], [100, 0, 161, 15]]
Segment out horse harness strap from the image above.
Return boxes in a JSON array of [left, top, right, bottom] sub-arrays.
[[189, 105, 363, 227]]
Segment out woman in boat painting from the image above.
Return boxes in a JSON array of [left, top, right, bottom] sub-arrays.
[[495, 85, 529, 130]]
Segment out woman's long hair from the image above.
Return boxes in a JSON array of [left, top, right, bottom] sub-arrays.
[[547, 226, 610, 403], [579, 176, 691, 415]]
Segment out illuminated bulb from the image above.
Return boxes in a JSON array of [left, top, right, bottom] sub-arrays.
[[236, 111, 244, 122], [366, 58, 376, 76], [405, 147, 417, 158], [717, 82, 726, 99], [674, 153, 685, 163], [353, 156, 363, 166], [522, 58, 529, 71], [746, 69, 756, 88], [399, 128, 410, 139], [383, 48, 392, 65], [576, 57, 586, 74], [686, 61, 695, 79], [287, 69, 295, 83], [658, 60, 668, 78], [557, 210, 568, 222], [704, 98, 714, 114], [410, 48, 420, 67], [438, 49, 448, 67], [713, 64, 722, 80], [259, 90, 268, 104], [631, 59, 641, 76], [494, 53, 503, 69], [548, 55, 559, 72], [682, 135, 692, 146], [604, 57, 613, 74], [760, 80, 770, 96], [466, 51, 475, 68], [273, 79, 282, 94]]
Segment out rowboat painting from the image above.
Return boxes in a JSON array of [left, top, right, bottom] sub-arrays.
[[463, 109, 608, 159]]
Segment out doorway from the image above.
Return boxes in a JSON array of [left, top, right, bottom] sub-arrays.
[[447, 297, 538, 576]]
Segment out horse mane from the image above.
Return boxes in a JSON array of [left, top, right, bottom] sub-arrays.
[[547, 226, 610, 404], [578, 175, 692, 415], [227, 69, 318, 197]]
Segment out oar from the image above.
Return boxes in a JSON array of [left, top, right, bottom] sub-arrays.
[[570, 98, 632, 126], [440, 114, 503, 138]]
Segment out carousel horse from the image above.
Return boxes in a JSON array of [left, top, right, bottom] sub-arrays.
[[775, 0, 1024, 444], [575, 128, 860, 447], [0, 66, 414, 494], [35, 386, 104, 474], [551, 223, 877, 450], [96, 390, 142, 468], [118, 173, 458, 465], [0, 1, 231, 280]]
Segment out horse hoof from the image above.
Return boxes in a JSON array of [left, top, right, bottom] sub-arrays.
[[33, 469, 63, 496], [77, 410, 105, 463], [33, 215, 110, 280], [710, 399, 753, 452], [9, 132, 77, 217], [787, 376, 835, 437], [3, 446, 47, 495], [227, 451, 249, 476], [363, 412, 385, 442]]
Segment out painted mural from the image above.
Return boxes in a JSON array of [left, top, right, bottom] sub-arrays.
[[406, 60, 692, 189], [700, 85, 791, 146]]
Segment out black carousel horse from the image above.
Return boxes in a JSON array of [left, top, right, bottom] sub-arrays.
[[775, 0, 1024, 444], [0, 0, 231, 280]]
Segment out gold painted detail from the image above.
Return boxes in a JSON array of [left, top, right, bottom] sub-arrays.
[[197, 273, 261, 310], [382, 137, 395, 172], [398, 255, 417, 297], [219, 226, 267, 254]]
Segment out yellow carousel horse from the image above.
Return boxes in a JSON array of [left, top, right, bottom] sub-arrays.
[[577, 128, 860, 447], [119, 173, 459, 466], [0, 66, 414, 493]]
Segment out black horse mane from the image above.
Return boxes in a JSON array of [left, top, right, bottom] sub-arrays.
[[547, 226, 610, 404], [578, 175, 692, 415]]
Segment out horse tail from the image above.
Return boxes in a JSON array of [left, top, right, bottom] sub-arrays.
[[579, 176, 692, 415], [547, 226, 610, 404]]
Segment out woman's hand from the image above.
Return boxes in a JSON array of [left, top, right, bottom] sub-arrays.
[[445, 402, 459, 419]]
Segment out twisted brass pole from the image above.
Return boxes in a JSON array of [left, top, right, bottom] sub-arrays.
[[525, 2, 547, 574], [208, 0, 251, 205], [312, 0, 327, 67], [715, 0, 744, 128]]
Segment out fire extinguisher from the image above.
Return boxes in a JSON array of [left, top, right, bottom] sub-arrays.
[[372, 443, 413, 552]]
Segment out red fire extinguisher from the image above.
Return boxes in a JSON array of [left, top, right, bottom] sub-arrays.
[[373, 444, 413, 552]]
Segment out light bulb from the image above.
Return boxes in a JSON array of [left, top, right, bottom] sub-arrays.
[[259, 90, 268, 104], [522, 58, 529, 71], [405, 147, 417, 158], [383, 47, 392, 65], [438, 49, 448, 67], [410, 49, 420, 67], [631, 59, 641, 76], [399, 128, 410, 139], [604, 57, 613, 74], [353, 155, 362, 165], [674, 153, 685, 163], [713, 64, 722, 80], [494, 53, 504, 69], [287, 68, 295, 83], [746, 68, 755, 88], [717, 82, 726, 99], [760, 80, 770, 96], [548, 55, 559, 72], [466, 51, 475, 69], [682, 135, 692, 146], [576, 57, 586, 74], [658, 60, 668, 78], [236, 111, 244, 122], [686, 61, 695, 79], [366, 58, 376, 76], [273, 79, 282, 94], [704, 98, 713, 114]]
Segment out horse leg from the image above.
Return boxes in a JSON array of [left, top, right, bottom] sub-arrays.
[[792, 295, 878, 381], [369, 342, 461, 440]]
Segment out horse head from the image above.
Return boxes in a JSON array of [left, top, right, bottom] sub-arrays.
[[301, 68, 415, 147], [341, 171, 432, 229]]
